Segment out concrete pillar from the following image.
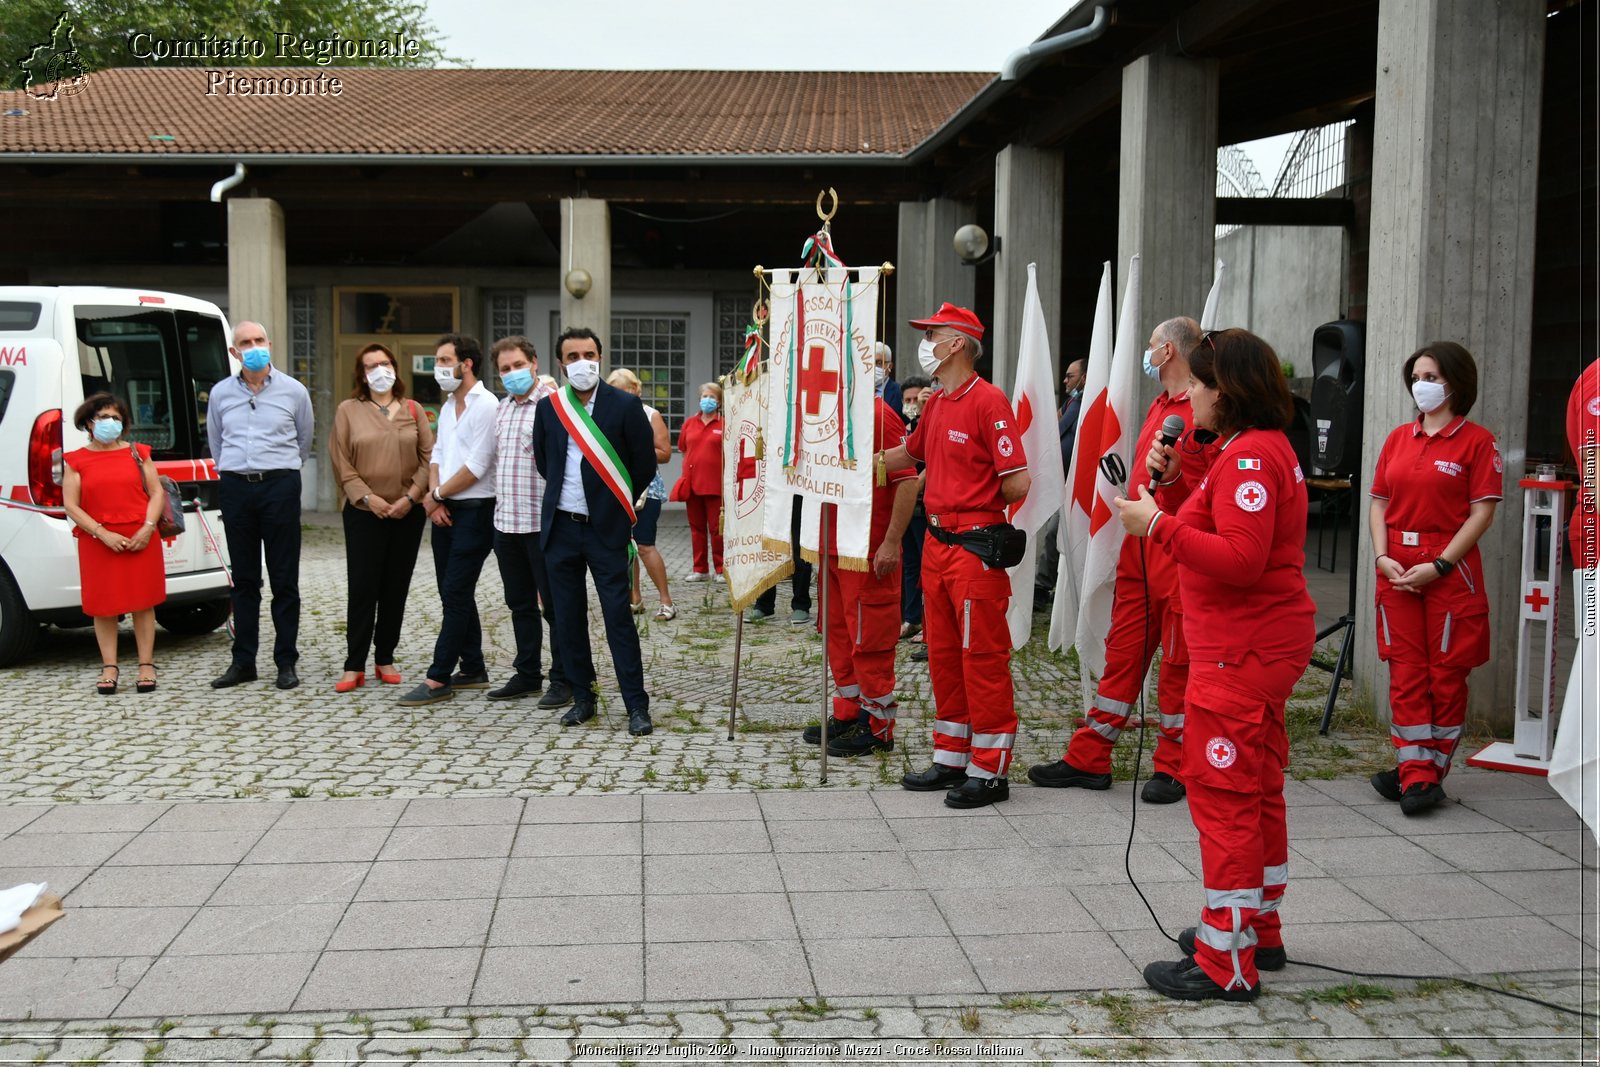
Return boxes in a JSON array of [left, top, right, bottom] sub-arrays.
[[992, 145, 1065, 392], [559, 198, 611, 360], [1357, 0, 1545, 734], [1116, 53, 1219, 345], [226, 198, 287, 367], [895, 199, 976, 380]]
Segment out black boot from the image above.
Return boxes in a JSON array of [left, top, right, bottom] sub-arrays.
[[1143, 956, 1258, 1002], [944, 776, 1009, 809], [1400, 780, 1446, 815], [1140, 772, 1186, 804], [1027, 759, 1111, 790], [1370, 768, 1402, 802], [901, 764, 967, 792]]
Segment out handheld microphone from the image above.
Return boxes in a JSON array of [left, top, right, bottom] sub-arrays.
[[1146, 414, 1187, 493]]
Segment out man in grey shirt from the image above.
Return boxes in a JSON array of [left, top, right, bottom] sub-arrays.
[[208, 320, 314, 691]]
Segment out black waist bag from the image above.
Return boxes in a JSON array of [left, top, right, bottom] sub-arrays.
[[930, 522, 1027, 569]]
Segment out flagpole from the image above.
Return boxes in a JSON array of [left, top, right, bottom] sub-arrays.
[[818, 502, 832, 784], [728, 610, 744, 741]]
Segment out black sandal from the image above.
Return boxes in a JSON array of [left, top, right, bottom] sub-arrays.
[[136, 662, 157, 694], [97, 665, 119, 696]]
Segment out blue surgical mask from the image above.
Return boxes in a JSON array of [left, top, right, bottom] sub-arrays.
[[1069, 387, 1082, 400], [92, 419, 122, 443], [501, 367, 534, 397], [699, 396, 719, 415], [240, 346, 271, 372], [1142, 343, 1167, 382]]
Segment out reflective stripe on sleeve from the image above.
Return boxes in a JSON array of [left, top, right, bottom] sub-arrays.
[[1263, 863, 1288, 887]]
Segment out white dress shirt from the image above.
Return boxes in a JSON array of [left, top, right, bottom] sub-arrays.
[[557, 391, 596, 514], [435, 381, 497, 500]]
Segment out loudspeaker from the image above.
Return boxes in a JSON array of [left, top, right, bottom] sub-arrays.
[[1309, 320, 1365, 477]]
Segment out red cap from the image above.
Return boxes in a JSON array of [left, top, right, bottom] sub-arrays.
[[908, 302, 984, 339]]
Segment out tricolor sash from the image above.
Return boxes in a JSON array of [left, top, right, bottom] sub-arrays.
[[550, 386, 636, 524]]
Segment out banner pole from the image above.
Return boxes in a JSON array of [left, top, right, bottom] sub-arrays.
[[819, 502, 832, 784], [728, 610, 744, 741]]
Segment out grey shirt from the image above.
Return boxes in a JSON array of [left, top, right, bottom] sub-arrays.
[[208, 370, 314, 473]]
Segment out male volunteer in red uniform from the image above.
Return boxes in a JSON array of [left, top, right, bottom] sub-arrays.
[[799, 396, 919, 756], [1029, 316, 1219, 804], [881, 303, 1031, 809]]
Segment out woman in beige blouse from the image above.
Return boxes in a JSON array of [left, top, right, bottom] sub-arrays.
[[328, 343, 435, 692]]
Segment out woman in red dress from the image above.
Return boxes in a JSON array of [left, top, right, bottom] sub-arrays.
[[677, 381, 726, 581], [62, 393, 167, 694]]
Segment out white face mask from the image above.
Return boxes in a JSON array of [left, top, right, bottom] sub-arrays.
[[917, 338, 948, 376], [565, 359, 601, 392], [366, 366, 397, 394], [434, 364, 462, 393], [1412, 380, 1450, 414], [874, 365, 888, 390]]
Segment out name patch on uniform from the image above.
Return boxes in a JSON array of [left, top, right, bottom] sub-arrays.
[[1434, 460, 1464, 477], [1237, 458, 1261, 470], [947, 429, 969, 445], [1206, 736, 1238, 769], [1234, 481, 1268, 512], [997, 435, 1014, 457], [1293, 464, 1305, 483]]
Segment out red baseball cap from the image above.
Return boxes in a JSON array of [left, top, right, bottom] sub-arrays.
[[908, 302, 984, 339]]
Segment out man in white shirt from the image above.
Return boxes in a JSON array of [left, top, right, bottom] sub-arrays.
[[399, 334, 499, 706]]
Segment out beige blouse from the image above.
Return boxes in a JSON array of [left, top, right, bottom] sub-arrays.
[[328, 397, 434, 509]]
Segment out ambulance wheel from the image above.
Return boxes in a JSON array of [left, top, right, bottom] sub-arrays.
[[0, 565, 38, 667], [156, 597, 231, 635]]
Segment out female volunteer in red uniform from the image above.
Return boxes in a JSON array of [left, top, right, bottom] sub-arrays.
[[676, 382, 726, 581], [1116, 328, 1316, 1003], [1367, 342, 1501, 814]]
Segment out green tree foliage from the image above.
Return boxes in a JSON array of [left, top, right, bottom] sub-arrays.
[[5, 0, 458, 90]]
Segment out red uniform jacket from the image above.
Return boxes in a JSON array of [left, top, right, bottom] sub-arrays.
[[677, 414, 725, 497]]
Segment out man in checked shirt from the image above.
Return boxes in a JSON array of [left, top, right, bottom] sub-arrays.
[[487, 336, 572, 709]]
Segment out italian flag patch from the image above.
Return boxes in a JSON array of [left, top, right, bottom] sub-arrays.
[[1238, 458, 1261, 470]]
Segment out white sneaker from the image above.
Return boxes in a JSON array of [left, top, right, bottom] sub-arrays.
[[713, 572, 725, 583], [685, 571, 709, 583]]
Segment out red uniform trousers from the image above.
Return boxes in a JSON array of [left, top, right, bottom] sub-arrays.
[[1375, 535, 1490, 790], [1063, 543, 1187, 777], [823, 555, 902, 741], [922, 533, 1018, 779], [685, 493, 724, 575], [1183, 653, 1300, 992]]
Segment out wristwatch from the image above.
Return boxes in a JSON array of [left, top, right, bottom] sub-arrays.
[[431, 487, 445, 503], [362, 494, 371, 508]]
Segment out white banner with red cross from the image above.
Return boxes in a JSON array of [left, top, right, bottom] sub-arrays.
[[762, 262, 881, 569], [721, 358, 793, 613]]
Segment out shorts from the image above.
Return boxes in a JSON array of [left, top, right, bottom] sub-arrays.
[[633, 497, 662, 546]]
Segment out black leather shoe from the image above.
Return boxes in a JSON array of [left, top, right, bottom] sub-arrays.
[[451, 670, 492, 689], [561, 703, 596, 727], [1400, 780, 1446, 815], [211, 664, 257, 689], [1370, 768, 1402, 802], [1144, 956, 1258, 1002], [628, 709, 653, 736], [909, 645, 929, 662], [275, 667, 300, 691], [901, 764, 968, 792], [488, 676, 540, 701], [802, 716, 863, 745], [1141, 772, 1187, 804], [1178, 927, 1286, 971], [1027, 759, 1112, 790], [537, 682, 574, 709], [828, 725, 892, 757], [944, 776, 1009, 809]]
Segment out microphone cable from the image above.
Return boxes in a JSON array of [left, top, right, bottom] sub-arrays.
[[1117, 468, 1589, 1021]]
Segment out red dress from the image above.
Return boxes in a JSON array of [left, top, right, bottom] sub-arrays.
[[65, 444, 166, 617]]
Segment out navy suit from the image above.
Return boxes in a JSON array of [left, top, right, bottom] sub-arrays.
[[534, 381, 658, 715]]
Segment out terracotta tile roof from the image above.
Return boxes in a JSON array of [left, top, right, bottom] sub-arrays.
[[0, 67, 993, 159]]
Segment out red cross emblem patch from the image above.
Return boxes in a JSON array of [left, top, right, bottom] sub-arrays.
[[1234, 480, 1267, 512], [1206, 736, 1237, 769]]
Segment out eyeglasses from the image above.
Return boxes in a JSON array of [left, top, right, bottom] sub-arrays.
[[1199, 330, 1220, 353]]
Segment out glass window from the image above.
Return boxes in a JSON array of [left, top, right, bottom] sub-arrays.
[[487, 291, 526, 344], [176, 310, 232, 458], [715, 294, 745, 376], [290, 290, 315, 392], [338, 290, 455, 335], [75, 305, 226, 459], [610, 312, 689, 434], [0, 370, 16, 425], [0, 302, 41, 332]]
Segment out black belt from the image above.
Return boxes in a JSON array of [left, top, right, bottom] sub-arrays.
[[221, 469, 296, 482], [555, 509, 591, 524], [442, 497, 494, 510]]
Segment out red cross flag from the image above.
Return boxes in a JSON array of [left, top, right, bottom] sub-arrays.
[[1522, 580, 1555, 621], [1004, 263, 1067, 648]]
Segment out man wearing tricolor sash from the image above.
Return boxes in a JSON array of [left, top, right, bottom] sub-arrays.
[[534, 328, 659, 737]]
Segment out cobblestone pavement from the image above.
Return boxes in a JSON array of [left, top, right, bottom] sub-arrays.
[[0, 512, 1594, 1063]]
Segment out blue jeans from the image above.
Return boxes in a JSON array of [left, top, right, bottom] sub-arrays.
[[425, 500, 495, 684]]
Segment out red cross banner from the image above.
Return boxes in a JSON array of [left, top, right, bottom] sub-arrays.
[[721, 365, 792, 613], [762, 262, 883, 568], [1522, 580, 1555, 621]]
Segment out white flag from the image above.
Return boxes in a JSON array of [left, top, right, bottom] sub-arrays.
[[1201, 258, 1227, 331], [1004, 264, 1066, 649]]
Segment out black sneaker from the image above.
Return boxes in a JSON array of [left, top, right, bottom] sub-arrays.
[[1141, 772, 1187, 804], [1400, 780, 1446, 815], [451, 671, 492, 689], [802, 716, 862, 745], [1027, 760, 1112, 790], [1143, 956, 1258, 1002], [1370, 768, 1402, 802], [1177, 927, 1286, 971], [487, 676, 540, 701], [901, 764, 967, 791], [827, 726, 892, 757], [945, 776, 1009, 809]]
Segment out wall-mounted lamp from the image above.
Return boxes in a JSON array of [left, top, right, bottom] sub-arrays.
[[953, 224, 1001, 267], [564, 268, 593, 299]]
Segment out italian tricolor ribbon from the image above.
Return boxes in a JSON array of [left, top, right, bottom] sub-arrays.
[[551, 386, 636, 524]]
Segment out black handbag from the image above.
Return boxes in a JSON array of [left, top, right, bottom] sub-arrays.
[[131, 447, 186, 538]]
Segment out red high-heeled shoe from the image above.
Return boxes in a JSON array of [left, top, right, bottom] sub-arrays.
[[374, 665, 403, 685], [334, 672, 366, 693]]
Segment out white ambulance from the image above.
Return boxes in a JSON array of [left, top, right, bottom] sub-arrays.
[[0, 287, 236, 665]]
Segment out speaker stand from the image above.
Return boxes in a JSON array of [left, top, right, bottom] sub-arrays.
[[1312, 486, 1361, 736]]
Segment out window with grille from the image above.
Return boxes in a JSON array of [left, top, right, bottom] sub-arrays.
[[612, 313, 689, 433], [486, 291, 527, 345], [715, 294, 746, 376], [289, 290, 315, 391]]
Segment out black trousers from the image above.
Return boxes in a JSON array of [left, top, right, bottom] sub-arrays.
[[901, 509, 926, 625], [342, 504, 426, 672], [426, 500, 495, 685], [756, 496, 813, 614], [544, 512, 648, 715], [220, 472, 301, 670], [494, 528, 566, 689]]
